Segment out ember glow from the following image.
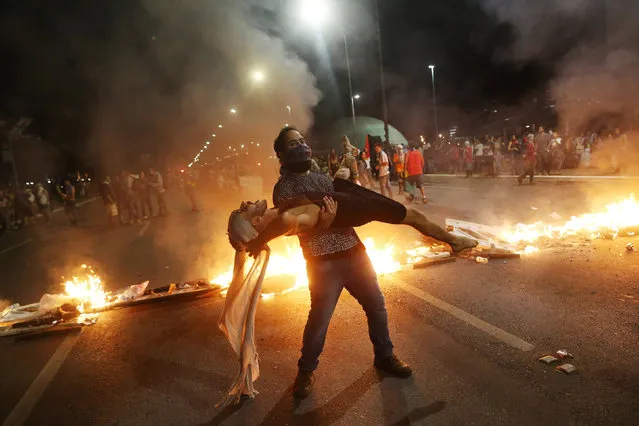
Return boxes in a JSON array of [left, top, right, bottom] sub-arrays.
[[62, 264, 108, 312], [501, 194, 639, 246]]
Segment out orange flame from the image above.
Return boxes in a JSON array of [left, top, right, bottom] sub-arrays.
[[210, 237, 404, 299], [62, 264, 108, 312], [501, 194, 639, 246]]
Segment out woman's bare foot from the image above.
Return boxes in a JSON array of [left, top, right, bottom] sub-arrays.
[[450, 236, 478, 253]]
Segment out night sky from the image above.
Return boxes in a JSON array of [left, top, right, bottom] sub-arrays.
[[0, 0, 636, 172]]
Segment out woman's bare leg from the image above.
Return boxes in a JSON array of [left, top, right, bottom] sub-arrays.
[[401, 207, 477, 252]]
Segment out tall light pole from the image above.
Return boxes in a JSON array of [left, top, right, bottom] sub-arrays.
[[343, 32, 357, 131], [300, 1, 356, 131], [286, 105, 292, 118], [375, 0, 390, 145], [428, 65, 439, 140]]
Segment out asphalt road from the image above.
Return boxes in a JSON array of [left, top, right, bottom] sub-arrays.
[[0, 175, 638, 426]]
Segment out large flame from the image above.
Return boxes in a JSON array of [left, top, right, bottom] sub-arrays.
[[62, 264, 108, 312], [210, 237, 403, 299], [501, 194, 639, 245]]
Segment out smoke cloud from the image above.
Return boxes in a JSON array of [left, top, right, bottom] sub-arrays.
[[89, 0, 321, 172], [480, 0, 639, 133]]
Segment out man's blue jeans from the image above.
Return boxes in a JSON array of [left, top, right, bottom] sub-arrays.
[[298, 249, 394, 372]]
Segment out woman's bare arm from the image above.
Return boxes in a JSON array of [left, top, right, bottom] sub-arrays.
[[245, 204, 321, 256]]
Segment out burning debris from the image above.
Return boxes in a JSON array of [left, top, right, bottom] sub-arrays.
[[501, 194, 639, 248], [0, 265, 220, 338]]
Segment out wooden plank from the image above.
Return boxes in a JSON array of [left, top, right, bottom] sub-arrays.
[[412, 257, 457, 269]]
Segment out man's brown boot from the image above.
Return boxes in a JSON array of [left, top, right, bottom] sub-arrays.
[[374, 354, 413, 378], [293, 370, 314, 399]]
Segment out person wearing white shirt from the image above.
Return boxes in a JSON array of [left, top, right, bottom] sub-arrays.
[[148, 168, 168, 216], [374, 143, 393, 198]]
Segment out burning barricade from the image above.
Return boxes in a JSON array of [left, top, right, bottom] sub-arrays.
[[0, 265, 220, 338]]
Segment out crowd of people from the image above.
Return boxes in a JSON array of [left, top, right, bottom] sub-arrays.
[[309, 126, 632, 195], [419, 126, 631, 178], [98, 168, 170, 227], [0, 183, 52, 233]]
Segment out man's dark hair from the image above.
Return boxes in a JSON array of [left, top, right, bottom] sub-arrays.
[[273, 126, 300, 157]]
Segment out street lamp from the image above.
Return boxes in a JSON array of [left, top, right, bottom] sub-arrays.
[[230, 108, 237, 114], [353, 94, 361, 100], [428, 65, 439, 141], [286, 105, 292, 117], [218, 124, 223, 128], [300, 0, 356, 131], [251, 69, 265, 83]]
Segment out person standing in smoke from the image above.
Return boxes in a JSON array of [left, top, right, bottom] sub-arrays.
[[463, 141, 474, 178], [138, 171, 153, 218], [518, 137, 537, 185], [148, 168, 168, 216], [100, 176, 118, 227], [270, 126, 412, 399], [61, 179, 78, 227], [328, 149, 340, 178], [35, 183, 50, 224], [535, 126, 552, 175], [185, 171, 199, 212], [335, 136, 359, 183]]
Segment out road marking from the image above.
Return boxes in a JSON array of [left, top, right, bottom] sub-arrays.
[[2, 330, 82, 426], [137, 221, 151, 237], [0, 239, 31, 256], [393, 279, 535, 352]]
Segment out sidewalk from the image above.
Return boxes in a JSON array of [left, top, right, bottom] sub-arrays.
[[423, 170, 639, 180]]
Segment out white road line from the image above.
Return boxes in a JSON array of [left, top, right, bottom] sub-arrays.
[[393, 279, 535, 352], [137, 221, 151, 237], [0, 239, 31, 256], [2, 331, 82, 426]]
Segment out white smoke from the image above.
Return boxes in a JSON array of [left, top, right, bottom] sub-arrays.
[[91, 0, 321, 171], [481, 0, 639, 132]]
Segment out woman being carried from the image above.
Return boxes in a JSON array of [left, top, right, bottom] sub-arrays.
[[228, 177, 477, 255], [218, 129, 476, 407]]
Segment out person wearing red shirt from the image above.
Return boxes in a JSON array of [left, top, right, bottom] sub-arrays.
[[463, 141, 474, 178], [404, 144, 427, 203], [518, 138, 537, 184]]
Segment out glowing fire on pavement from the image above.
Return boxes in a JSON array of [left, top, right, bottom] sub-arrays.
[[210, 237, 404, 299], [61, 264, 109, 312], [501, 194, 639, 246], [210, 194, 639, 300]]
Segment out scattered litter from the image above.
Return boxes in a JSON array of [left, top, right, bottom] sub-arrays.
[[550, 212, 562, 220], [626, 243, 634, 252], [531, 206, 539, 210], [556, 349, 573, 359], [77, 313, 99, 325], [116, 281, 149, 302], [555, 364, 577, 374], [475, 256, 488, 264], [538, 355, 560, 364]]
